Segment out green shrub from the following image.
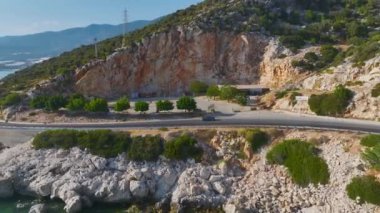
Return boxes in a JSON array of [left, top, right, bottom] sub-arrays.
[[45, 95, 67, 111], [127, 135, 164, 161], [206, 85, 220, 99], [134, 101, 149, 113], [279, 35, 305, 52], [275, 90, 289, 99], [190, 81, 208, 96], [66, 95, 87, 111], [361, 134, 380, 147], [346, 176, 380, 205], [114, 97, 130, 112], [29, 96, 49, 109], [164, 134, 203, 160], [308, 85, 352, 116], [156, 100, 174, 112], [320, 45, 339, 64], [289, 92, 302, 106], [362, 144, 380, 170], [266, 139, 329, 186], [371, 83, 380, 98], [244, 129, 269, 152], [176, 96, 197, 112], [219, 85, 239, 101], [29, 95, 67, 111], [32, 129, 131, 158], [84, 98, 109, 112], [0, 93, 23, 108]]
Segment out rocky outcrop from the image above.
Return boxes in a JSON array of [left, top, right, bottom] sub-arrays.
[[1, 131, 379, 213], [75, 28, 270, 98]]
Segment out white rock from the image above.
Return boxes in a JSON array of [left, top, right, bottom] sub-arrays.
[[129, 180, 148, 198], [28, 204, 47, 213], [64, 196, 82, 213], [213, 181, 226, 195]]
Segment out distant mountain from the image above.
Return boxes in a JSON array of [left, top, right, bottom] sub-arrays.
[[0, 20, 152, 61]]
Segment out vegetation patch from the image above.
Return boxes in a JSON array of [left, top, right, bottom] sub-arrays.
[[163, 134, 203, 161], [372, 83, 380, 98], [127, 135, 164, 161], [0, 93, 23, 108], [346, 176, 380, 206], [361, 134, 380, 147], [362, 144, 380, 170], [266, 139, 329, 186], [114, 97, 131, 112], [308, 85, 353, 116], [243, 129, 269, 152], [33, 130, 204, 161], [33, 129, 131, 158]]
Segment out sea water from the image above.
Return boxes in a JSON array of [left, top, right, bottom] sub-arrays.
[[0, 69, 16, 80], [0, 194, 139, 213]]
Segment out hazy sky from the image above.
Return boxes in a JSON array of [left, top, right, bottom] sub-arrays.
[[0, 0, 203, 36]]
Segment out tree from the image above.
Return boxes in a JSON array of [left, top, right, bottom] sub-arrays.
[[134, 101, 149, 113], [156, 100, 174, 112], [206, 85, 220, 99], [66, 95, 87, 111], [219, 85, 239, 102], [176, 96, 197, 112], [190, 81, 208, 96], [29, 96, 49, 109], [84, 98, 109, 112], [114, 97, 130, 112], [347, 21, 368, 38]]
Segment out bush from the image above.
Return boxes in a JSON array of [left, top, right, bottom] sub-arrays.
[[275, 90, 290, 99], [29, 95, 67, 111], [32, 129, 131, 158], [346, 176, 380, 205], [0, 93, 23, 108], [29, 96, 49, 109], [134, 101, 149, 113], [320, 45, 339, 64], [66, 94, 87, 111], [266, 139, 329, 186], [361, 134, 380, 147], [176, 96, 197, 112], [279, 35, 305, 52], [45, 95, 67, 111], [235, 93, 248, 106], [164, 134, 203, 160], [244, 129, 269, 152], [362, 144, 380, 170], [114, 97, 130, 112], [371, 83, 380, 97], [190, 81, 208, 96], [206, 85, 220, 99], [127, 135, 164, 161], [219, 85, 239, 101], [85, 98, 109, 112], [308, 85, 352, 116], [156, 100, 174, 112]]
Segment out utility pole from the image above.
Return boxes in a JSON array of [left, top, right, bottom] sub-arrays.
[[94, 38, 98, 58], [122, 9, 128, 48]]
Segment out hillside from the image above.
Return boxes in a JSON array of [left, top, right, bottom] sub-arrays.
[[0, 0, 379, 98], [0, 20, 152, 62]]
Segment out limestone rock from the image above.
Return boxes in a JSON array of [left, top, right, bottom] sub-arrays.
[[28, 204, 47, 213], [129, 180, 148, 198]]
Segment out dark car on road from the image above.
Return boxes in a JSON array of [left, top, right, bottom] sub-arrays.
[[202, 115, 216, 121]]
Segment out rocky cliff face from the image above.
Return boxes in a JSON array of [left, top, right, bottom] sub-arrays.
[[75, 28, 298, 98]]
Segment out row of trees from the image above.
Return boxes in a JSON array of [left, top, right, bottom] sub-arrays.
[[29, 94, 198, 113], [190, 81, 248, 105]]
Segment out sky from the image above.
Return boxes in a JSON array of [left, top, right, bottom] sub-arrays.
[[0, 0, 203, 36]]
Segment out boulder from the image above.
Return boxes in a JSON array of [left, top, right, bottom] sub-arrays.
[[64, 196, 82, 213], [129, 180, 148, 198], [28, 204, 47, 213]]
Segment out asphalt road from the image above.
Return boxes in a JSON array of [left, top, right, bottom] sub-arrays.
[[0, 111, 380, 134]]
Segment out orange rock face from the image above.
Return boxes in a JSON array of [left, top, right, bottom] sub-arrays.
[[75, 28, 294, 98]]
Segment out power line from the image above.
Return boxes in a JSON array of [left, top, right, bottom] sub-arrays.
[[122, 9, 128, 48]]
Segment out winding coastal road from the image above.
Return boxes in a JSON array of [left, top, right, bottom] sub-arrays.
[[1, 111, 380, 133]]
